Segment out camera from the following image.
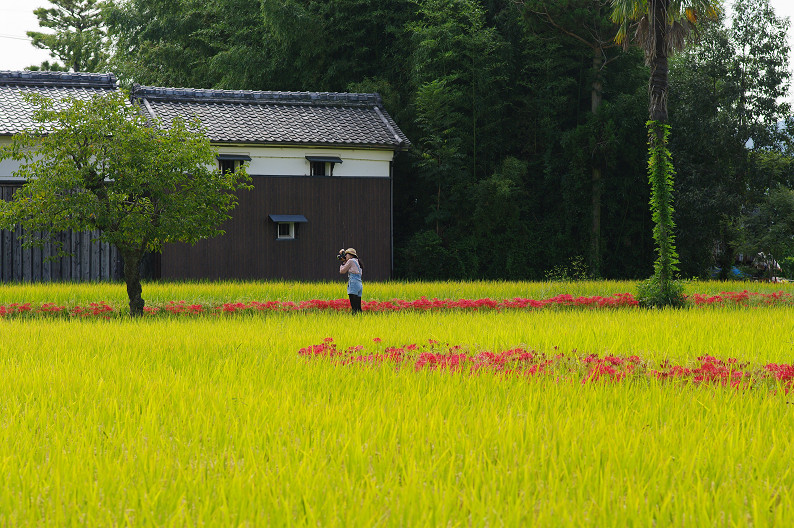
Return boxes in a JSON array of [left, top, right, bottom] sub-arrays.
[[336, 249, 346, 261]]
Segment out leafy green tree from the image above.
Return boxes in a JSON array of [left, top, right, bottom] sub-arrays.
[[27, 0, 109, 72], [105, 0, 273, 89], [730, 0, 792, 151], [512, 3, 649, 279], [0, 92, 251, 315], [519, 0, 623, 276], [107, 0, 415, 92], [407, 0, 510, 276], [735, 187, 794, 280], [472, 157, 531, 278], [669, 0, 793, 277], [611, 0, 719, 305], [668, 15, 742, 277], [26, 61, 69, 73], [261, 0, 414, 92]]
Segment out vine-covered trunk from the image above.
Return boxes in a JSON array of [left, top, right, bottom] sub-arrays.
[[644, 0, 681, 304], [647, 121, 679, 290], [121, 249, 145, 317]]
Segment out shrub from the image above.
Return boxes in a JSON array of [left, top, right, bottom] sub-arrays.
[[636, 276, 686, 308]]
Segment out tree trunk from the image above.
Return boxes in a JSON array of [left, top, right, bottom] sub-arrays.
[[645, 0, 680, 303], [590, 166, 602, 277], [590, 47, 604, 277], [121, 249, 145, 317], [717, 224, 733, 280], [648, 0, 669, 122]]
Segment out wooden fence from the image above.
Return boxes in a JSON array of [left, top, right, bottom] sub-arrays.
[[1, 184, 122, 283]]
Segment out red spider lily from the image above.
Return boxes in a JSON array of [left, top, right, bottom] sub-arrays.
[[299, 340, 794, 394], [688, 290, 794, 307], [3, 290, 794, 319], [0, 303, 33, 317], [39, 303, 66, 313], [70, 302, 114, 318], [764, 363, 794, 392]]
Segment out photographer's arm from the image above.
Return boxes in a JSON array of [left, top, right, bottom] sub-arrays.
[[340, 259, 353, 274]]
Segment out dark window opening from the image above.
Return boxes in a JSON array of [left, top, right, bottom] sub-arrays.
[[217, 154, 251, 174], [310, 161, 326, 176], [219, 159, 238, 174], [277, 222, 295, 239]]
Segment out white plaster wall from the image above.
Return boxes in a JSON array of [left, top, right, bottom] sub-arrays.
[[1, 140, 397, 179], [0, 137, 24, 179], [218, 146, 395, 177]]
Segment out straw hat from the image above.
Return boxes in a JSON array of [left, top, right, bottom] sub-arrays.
[[344, 248, 358, 258]]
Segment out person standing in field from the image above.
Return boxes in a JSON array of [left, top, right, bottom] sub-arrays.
[[339, 248, 363, 314]]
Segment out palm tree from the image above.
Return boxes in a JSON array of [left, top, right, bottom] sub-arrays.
[[610, 0, 719, 304], [612, 0, 719, 120]]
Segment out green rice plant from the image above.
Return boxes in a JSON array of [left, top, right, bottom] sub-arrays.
[[1, 303, 793, 526], [0, 279, 634, 306], [2, 279, 794, 308]]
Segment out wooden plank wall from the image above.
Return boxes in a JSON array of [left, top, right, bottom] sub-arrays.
[[0, 184, 122, 283], [161, 176, 392, 281]]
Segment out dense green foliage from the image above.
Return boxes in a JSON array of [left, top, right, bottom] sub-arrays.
[[22, 0, 794, 280], [736, 186, 794, 279], [669, 1, 794, 278]]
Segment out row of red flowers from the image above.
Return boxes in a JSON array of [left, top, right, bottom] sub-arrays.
[[1, 290, 794, 318], [299, 338, 794, 392], [0, 301, 115, 318]]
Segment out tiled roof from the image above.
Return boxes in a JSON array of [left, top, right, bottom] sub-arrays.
[[132, 85, 410, 150], [0, 71, 118, 135], [0, 72, 410, 150]]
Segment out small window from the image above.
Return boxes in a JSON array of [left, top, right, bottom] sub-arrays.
[[217, 154, 251, 174], [277, 222, 295, 240], [269, 214, 307, 240], [219, 159, 238, 174], [306, 155, 342, 176], [310, 161, 327, 176]]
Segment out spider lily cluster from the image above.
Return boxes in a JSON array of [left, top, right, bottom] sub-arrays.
[[299, 338, 794, 393]]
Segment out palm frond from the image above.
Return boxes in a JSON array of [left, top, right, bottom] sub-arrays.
[[612, 0, 719, 56]]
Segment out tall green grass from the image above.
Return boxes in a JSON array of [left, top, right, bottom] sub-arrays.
[[1, 279, 793, 306], [1, 283, 793, 525]]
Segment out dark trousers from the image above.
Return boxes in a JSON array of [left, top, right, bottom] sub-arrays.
[[348, 294, 362, 314]]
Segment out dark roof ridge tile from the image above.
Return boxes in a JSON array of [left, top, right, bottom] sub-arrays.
[[131, 84, 383, 107], [0, 70, 117, 89]]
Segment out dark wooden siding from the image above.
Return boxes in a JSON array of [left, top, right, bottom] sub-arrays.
[[1, 183, 122, 282], [161, 176, 392, 281]]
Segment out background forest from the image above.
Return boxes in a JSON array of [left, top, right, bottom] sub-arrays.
[[25, 0, 794, 280]]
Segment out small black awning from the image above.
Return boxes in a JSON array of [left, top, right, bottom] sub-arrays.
[[305, 155, 342, 164], [269, 214, 308, 223], [217, 154, 252, 161]]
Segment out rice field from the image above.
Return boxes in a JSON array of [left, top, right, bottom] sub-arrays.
[[1, 280, 793, 526], [2, 278, 793, 306]]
